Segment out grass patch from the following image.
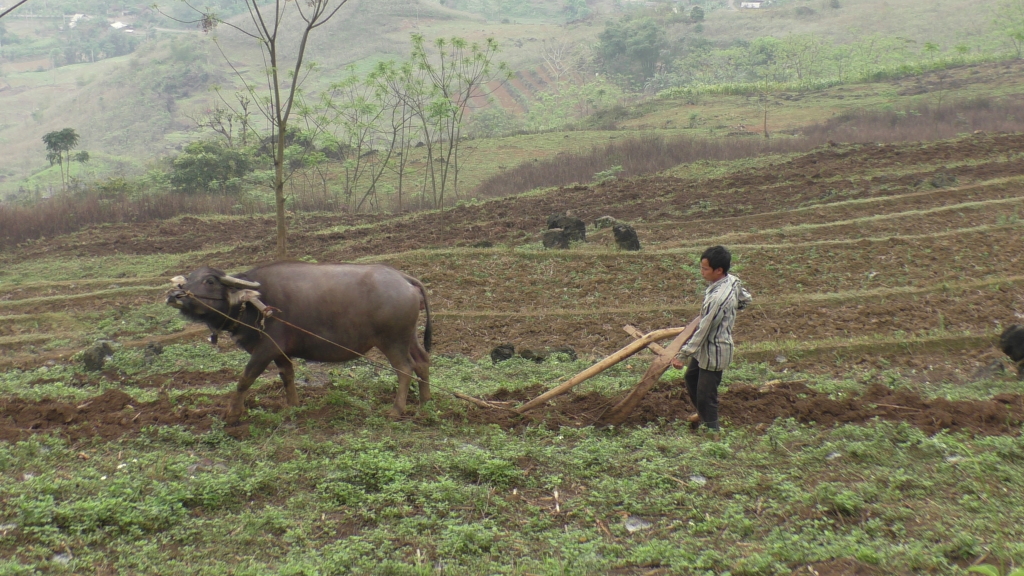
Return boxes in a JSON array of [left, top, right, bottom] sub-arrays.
[[0, 381, 1021, 574]]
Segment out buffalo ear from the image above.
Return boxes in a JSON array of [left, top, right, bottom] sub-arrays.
[[219, 275, 261, 289]]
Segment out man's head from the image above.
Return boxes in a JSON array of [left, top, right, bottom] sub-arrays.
[[700, 245, 731, 282]]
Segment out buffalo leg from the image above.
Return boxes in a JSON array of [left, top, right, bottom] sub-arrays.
[[381, 344, 416, 417], [411, 343, 431, 405], [226, 355, 274, 424], [275, 357, 299, 407]]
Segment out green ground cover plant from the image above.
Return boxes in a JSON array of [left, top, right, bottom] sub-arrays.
[[0, 354, 1022, 574], [2, 83, 1024, 574]]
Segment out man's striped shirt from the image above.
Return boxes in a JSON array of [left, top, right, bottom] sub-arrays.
[[680, 274, 752, 372]]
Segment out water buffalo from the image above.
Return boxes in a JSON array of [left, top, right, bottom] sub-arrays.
[[166, 262, 432, 423]]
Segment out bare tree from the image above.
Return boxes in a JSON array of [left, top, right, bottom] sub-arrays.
[[754, 71, 777, 139], [541, 37, 576, 83], [186, 90, 258, 149], [185, 100, 240, 148], [168, 0, 351, 258]]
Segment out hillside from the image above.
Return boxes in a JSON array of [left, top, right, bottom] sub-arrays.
[[0, 0, 1013, 196]]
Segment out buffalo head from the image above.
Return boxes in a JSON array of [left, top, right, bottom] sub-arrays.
[[167, 267, 261, 326]]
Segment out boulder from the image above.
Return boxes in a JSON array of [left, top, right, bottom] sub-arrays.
[[1000, 324, 1024, 379], [143, 342, 164, 365], [82, 341, 114, 372], [547, 345, 578, 361], [613, 223, 641, 251], [547, 212, 586, 242], [490, 344, 515, 364], [542, 229, 571, 249], [519, 348, 549, 363]]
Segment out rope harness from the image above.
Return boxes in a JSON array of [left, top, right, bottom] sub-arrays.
[[179, 290, 520, 412], [183, 291, 436, 389]]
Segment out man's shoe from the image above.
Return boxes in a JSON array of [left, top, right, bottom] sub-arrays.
[[687, 413, 700, 429]]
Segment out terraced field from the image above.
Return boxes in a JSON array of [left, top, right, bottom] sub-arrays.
[[3, 132, 1024, 575], [4, 132, 1024, 376]]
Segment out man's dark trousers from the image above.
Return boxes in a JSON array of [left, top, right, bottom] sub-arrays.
[[684, 357, 722, 430]]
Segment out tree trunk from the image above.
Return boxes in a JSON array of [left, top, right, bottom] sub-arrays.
[[275, 118, 288, 259]]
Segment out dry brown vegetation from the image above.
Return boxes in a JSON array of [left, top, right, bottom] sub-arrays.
[[7, 95, 1024, 248], [472, 96, 1024, 199]]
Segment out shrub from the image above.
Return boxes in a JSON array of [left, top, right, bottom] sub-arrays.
[[170, 141, 253, 194]]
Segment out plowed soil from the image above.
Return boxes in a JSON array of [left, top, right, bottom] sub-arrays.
[[467, 380, 1024, 436], [3, 376, 1022, 442], [3, 132, 1024, 441], [6, 134, 1024, 269]]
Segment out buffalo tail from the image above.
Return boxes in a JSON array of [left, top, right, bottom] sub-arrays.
[[406, 275, 432, 352]]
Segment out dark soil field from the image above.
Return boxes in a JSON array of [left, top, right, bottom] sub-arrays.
[[3, 132, 1024, 440], [4, 376, 1022, 443]]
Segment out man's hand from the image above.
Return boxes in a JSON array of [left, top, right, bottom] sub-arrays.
[[671, 358, 685, 370]]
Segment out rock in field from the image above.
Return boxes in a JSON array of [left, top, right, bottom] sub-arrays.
[[613, 223, 641, 251]]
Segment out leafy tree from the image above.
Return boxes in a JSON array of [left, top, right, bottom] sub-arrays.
[[778, 34, 827, 81], [170, 141, 253, 194], [995, 0, 1024, 58], [598, 17, 668, 86], [563, 0, 591, 21], [954, 43, 971, 61], [320, 68, 390, 211], [364, 60, 420, 212], [409, 35, 509, 210], [467, 107, 521, 139], [0, 21, 19, 49], [42, 128, 80, 192], [690, 6, 704, 22]]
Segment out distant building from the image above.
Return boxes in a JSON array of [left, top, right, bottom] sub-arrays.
[[740, 1, 763, 7], [68, 13, 87, 28]]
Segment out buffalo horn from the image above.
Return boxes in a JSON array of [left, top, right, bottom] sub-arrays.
[[219, 275, 261, 289], [170, 275, 187, 288]]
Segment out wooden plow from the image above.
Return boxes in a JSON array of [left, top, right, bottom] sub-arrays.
[[511, 316, 701, 426]]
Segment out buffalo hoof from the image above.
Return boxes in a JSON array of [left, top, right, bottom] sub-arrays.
[[388, 406, 412, 419], [224, 404, 244, 425]]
